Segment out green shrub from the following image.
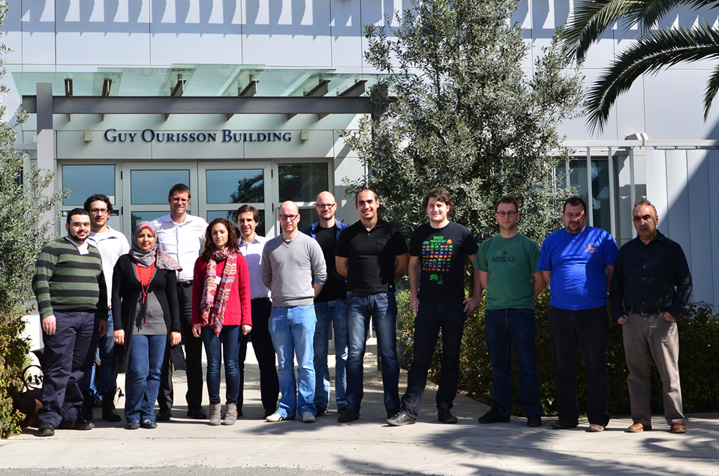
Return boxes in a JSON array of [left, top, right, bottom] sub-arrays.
[[396, 289, 719, 416]]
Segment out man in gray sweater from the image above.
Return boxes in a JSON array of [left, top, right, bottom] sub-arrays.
[[262, 201, 327, 423]]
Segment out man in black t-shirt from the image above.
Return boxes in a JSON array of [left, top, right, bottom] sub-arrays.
[[387, 188, 480, 426], [336, 189, 409, 423], [303, 191, 350, 417]]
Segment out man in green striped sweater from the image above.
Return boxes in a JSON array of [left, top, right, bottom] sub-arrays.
[[32, 208, 108, 437]]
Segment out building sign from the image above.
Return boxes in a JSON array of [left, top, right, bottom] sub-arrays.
[[104, 129, 292, 144]]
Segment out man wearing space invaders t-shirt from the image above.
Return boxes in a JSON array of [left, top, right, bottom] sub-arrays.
[[387, 187, 480, 426]]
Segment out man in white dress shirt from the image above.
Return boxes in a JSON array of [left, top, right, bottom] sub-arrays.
[[151, 183, 208, 421]]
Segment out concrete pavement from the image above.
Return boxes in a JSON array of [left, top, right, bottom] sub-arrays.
[[1, 351, 718, 476]]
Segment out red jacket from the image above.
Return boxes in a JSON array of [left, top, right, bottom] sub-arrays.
[[191, 252, 252, 327]]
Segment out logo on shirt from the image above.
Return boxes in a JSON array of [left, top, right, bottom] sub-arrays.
[[491, 250, 517, 263], [585, 242, 600, 253], [422, 236, 455, 285]]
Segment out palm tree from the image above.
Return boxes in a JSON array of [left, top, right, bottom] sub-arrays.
[[562, 0, 719, 132]]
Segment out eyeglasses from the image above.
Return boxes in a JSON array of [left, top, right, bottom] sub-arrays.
[[90, 208, 108, 215], [316, 203, 335, 208], [496, 211, 517, 217], [279, 214, 299, 221]]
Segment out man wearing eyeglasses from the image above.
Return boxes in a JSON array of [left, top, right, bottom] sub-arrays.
[[475, 196, 544, 427], [152, 183, 208, 421], [81, 194, 130, 423], [538, 196, 618, 433], [336, 189, 409, 423], [609, 199, 692, 434], [303, 191, 349, 417], [262, 201, 327, 423]]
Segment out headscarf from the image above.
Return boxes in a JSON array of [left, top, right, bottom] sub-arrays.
[[129, 221, 182, 270], [199, 248, 238, 336]]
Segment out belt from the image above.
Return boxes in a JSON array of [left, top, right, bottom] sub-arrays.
[[177, 280, 193, 288], [627, 307, 665, 315], [251, 297, 271, 302]]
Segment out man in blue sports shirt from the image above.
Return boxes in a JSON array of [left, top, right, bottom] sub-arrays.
[[538, 196, 618, 433]]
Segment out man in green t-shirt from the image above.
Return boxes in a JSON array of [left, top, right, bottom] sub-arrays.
[[475, 196, 545, 427]]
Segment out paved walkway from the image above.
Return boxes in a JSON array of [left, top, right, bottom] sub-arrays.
[[1, 351, 718, 476]]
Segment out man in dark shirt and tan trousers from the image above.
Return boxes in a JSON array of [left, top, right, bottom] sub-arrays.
[[610, 199, 692, 434]]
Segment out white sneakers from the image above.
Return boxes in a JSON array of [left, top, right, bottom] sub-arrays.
[[265, 411, 316, 423], [265, 412, 284, 422]]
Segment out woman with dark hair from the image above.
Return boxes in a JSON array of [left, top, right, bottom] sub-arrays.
[[192, 218, 252, 425], [112, 221, 182, 429]]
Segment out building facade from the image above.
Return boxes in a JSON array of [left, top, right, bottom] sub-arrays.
[[1, 0, 717, 306]]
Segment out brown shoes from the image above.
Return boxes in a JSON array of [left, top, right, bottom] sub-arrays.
[[627, 422, 651, 433], [586, 423, 605, 432], [670, 422, 687, 434]]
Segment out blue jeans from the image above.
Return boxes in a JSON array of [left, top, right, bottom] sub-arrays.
[[485, 308, 543, 419], [313, 298, 348, 410], [269, 305, 316, 419], [125, 334, 166, 423], [201, 325, 241, 404], [401, 300, 466, 419], [345, 291, 400, 413], [548, 305, 609, 426]]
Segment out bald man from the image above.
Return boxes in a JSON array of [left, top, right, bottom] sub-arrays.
[[303, 191, 350, 417], [262, 201, 327, 423]]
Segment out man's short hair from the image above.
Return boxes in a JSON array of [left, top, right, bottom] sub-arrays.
[[83, 194, 113, 214], [563, 196, 587, 214], [494, 196, 518, 213], [633, 198, 658, 217], [422, 187, 452, 210], [235, 204, 260, 223], [354, 189, 377, 203], [168, 183, 191, 199], [67, 207, 90, 224]]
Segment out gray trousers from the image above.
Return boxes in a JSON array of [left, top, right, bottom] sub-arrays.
[[623, 312, 685, 425]]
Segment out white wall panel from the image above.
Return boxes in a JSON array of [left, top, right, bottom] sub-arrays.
[[685, 150, 712, 302], [150, 0, 243, 65], [330, 0, 363, 69], [242, 0, 332, 67], [20, 0, 56, 65], [706, 151, 719, 305]]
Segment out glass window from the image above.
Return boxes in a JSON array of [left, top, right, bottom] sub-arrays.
[[278, 163, 328, 202], [130, 211, 166, 232], [62, 165, 115, 206], [206, 169, 264, 204], [559, 158, 611, 231], [208, 209, 266, 237], [131, 170, 190, 205]]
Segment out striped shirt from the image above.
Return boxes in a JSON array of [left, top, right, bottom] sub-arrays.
[[32, 238, 108, 319]]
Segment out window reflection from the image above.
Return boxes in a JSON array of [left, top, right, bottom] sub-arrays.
[[131, 211, 166, 232], [131, 170, 190, 204], [208, 209, 266, 237], [278, 163, 328, 202], [559, 158, 610, 231], [206, 169, 264, 204], [62, 165, 115, 206]]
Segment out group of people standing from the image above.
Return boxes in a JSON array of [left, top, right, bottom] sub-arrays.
[[31, 184, 693, 437]]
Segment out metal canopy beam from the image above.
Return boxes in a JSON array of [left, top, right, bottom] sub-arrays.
[[21, 95, 372, 115]]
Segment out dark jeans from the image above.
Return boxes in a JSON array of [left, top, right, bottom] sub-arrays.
[[485, 308, 542, 419], [238, 297, 279, 414], [39, 311, 98, 427], [158, 283, 204, 413], [400, 300, 466, 419], [548, 305, 610, 426], [345, 291, 400, 413], [201, 325, 240, 404]]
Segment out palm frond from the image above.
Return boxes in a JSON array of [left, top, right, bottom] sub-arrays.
[[587, 22, 719, 131], [702, 64, 719, 119]]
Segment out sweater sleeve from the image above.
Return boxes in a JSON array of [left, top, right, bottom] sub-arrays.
[[32, 242, 59, 319], [191, 257, 206, 326], [236, 254, 252, 327]]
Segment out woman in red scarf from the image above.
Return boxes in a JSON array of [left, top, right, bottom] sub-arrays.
[[112, 221, 182, 429], [192, 218, 252, 425]]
